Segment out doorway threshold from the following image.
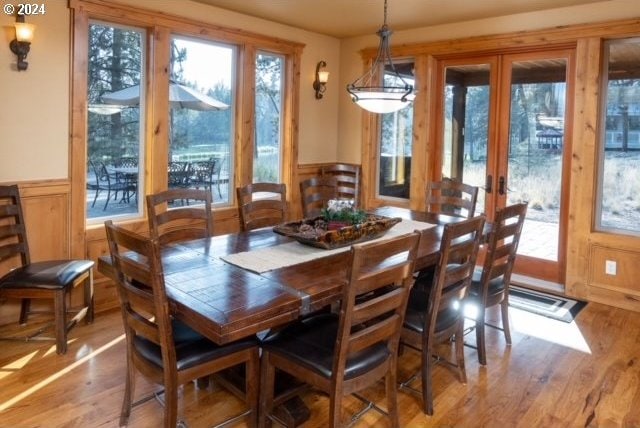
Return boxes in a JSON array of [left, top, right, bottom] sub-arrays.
[[511, 273, 565, 296]]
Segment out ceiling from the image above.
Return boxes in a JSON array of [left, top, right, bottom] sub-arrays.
[[192, 0, 606, 38]]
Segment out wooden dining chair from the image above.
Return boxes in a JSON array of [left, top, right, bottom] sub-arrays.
[[0, 185, 94, 354], [321, 164, 361, 208], [146, 188, 213, 246], [260, 232, 420, 427], [105, 221, 259, 428], [300, 176, 337, 218], [236, 182, 287, 231], [400, 215, 485, 415], [468, 202, 527, 365], [425, 178, 479, 219]]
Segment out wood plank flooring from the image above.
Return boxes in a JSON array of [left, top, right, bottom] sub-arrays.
[[0, 300, 639, 427]]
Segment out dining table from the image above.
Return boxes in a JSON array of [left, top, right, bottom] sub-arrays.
[[97, 206, 486, 426], [97, 206, 483, 345]]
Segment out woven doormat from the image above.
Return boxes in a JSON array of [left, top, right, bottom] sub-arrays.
[[509, 285, 587, 323]]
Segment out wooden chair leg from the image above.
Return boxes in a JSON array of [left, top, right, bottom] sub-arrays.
[[164, 386, 179, 428], [455, 324, 467, 384], [385, 364, 399, 428], [120, 358, 135, 427], [246, 349, 260, 428], [329, 392, 342, 428], [54, 290, 67, 354], [85, 269, 95, 324], [259, 351, 275, 428], [421, 344, 434, 415], [19, 298, 31, 324], [476, 309, 487, 365], [501, 299, 512, 344]]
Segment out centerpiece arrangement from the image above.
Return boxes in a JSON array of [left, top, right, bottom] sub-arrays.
[[273, 199, 402, 249]]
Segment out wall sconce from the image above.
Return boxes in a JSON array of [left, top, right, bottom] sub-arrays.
[[10, 14, 36, 71], [313, 61, 329, 99]]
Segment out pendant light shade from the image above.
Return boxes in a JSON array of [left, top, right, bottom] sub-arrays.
[[346, 0, 414, 114]]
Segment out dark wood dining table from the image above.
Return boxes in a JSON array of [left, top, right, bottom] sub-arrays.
[[97, 206, 479, 345]]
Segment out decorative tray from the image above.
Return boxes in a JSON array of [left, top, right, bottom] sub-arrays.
[[273, 214, 402, 250]]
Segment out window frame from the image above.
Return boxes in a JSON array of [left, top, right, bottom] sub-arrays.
[[69, 0, 302, 255]]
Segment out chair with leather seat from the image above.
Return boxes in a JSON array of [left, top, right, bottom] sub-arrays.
[[105, 221, 259, 428], [0, 185, 94, 355], [259, 232, 420, 427], [299, 176, 337, 218], [425, 178, 479, 219], [146, 188, 213, 246], [321, 164, 361, 208], [400, 215, 485, 415], [237, 182, 286, 231], [469, 202, 527, 365]]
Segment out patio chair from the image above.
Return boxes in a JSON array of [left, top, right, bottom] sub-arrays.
[[189, 158, 224, 199], [89, 161, 136, 210], [168, 161, 191, 189]]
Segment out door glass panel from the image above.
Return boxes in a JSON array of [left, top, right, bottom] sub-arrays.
[[378, 61, 414, 199], [508, 58, 567, 261], [442, 63, 491, 214], [169, 36, 235, 204], [86, 22, 145, 221], [254, 52, 284, 184]]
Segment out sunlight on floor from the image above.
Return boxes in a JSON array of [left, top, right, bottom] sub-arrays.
[[0, 350, 39, 381], [0, 334, 125, 412], [510, 307, 592, 354]]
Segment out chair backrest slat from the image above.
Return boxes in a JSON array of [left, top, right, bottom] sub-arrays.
[[237, 182, 286, 231], [426, 178, 479, 219], [321, 164, 360, 208], [0, 185, 30, 266], [300, 176, 337, 218], [146, 189, 213, 246]]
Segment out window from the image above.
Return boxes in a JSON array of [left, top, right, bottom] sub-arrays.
[[86, 22, 145, 221], [597, 38, 640, 234], [254, 52, 284, 183], [378, 61, 415, 199], [169, 36, 235, 204]]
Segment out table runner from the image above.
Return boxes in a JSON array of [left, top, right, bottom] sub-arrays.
[[221, 218, 435, 274]]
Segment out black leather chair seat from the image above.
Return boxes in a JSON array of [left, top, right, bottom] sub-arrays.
[[0, 260, 94, 290], [261, 313, 391, 381], [469, 270, 506, 299], [403, 302, 459, 334], [134, 327, 258, 371]]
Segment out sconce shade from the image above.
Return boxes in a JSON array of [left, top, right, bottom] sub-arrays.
[[10, 14, 35, 71], [317, 70, 329, 84], [313, 61, 329, 99], [346, 0, 414, 114], [14, 22, 35, 42]]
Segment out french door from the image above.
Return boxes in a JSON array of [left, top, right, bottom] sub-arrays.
[[435, 49, 574, 285]]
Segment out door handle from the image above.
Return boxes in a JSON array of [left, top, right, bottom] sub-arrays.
[[485, 174, 493, 194], [499, 176, 506, 195]]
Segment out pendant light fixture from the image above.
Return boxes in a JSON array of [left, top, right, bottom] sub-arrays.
[[347, 0, 414, 114]]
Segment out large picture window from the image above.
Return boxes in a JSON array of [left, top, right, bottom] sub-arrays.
[[597, 38, 640, 234], [86, 22, 145, 221]]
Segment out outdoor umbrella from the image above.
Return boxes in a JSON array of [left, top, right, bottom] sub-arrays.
[[100, 81, 229, 111]]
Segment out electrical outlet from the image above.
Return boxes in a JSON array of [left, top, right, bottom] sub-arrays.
[[605, 260, 617, 276]]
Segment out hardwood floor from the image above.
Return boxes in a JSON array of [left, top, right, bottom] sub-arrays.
[[0, 300, 639, 427]]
